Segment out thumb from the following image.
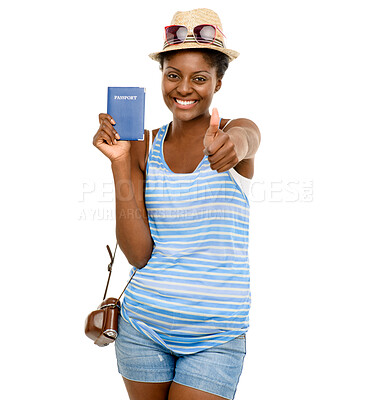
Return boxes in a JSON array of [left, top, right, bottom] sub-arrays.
[[203, 108, 220, 149]]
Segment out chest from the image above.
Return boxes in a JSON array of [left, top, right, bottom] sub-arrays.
[[163, 139, 205, 174]]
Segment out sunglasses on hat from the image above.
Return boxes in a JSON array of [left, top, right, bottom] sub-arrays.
[[165, 24, 226, 46]]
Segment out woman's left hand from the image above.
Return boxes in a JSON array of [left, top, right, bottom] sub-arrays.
[[203, 108, 243, 173]]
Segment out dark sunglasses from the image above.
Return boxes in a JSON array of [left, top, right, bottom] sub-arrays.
[[164, 24, 226, 46]]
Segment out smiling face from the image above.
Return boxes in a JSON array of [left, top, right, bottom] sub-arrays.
[[161, 50, 222, 122]]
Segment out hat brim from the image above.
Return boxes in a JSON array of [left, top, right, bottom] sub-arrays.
[[149, 42, 239, 63]]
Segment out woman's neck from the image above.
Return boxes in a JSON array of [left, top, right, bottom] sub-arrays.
[[169, 114, 212, 144]]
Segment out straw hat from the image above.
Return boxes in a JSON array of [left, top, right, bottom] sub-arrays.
[[149, 8, 239, 62]]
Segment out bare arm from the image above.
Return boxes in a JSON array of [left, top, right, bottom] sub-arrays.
[[93, 114, 153, 268], [111, 150, 153, 268]]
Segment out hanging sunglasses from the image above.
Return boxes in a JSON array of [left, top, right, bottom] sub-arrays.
[[164, 24, 226, 47]]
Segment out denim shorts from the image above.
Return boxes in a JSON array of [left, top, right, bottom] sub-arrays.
[[115, 315, 247, 400]]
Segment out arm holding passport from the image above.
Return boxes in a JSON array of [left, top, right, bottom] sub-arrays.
[[111, 152, 153, 269], [93, 113, 153, 269]]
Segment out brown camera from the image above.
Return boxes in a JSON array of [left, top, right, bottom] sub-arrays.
[[85, 297, 120, 347]]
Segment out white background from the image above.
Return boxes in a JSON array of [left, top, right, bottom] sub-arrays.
[[1, 0, 390, 399]]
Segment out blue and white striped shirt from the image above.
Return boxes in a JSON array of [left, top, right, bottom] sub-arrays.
[[121, 123, 251, 355]]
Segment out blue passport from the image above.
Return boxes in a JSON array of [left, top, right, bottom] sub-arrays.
[[107, 87, 146, 141]]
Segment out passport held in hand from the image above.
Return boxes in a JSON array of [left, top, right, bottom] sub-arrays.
[[107, 87, 146, 141]]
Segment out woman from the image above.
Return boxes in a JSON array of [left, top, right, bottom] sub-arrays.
[[93, 8, 260, 400]]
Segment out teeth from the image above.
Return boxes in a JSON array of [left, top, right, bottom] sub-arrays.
[[175, 99, 197, 105]]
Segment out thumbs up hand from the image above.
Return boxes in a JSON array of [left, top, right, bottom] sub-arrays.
[[203, 108, 240, 173]]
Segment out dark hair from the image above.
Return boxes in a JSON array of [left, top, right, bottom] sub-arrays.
[[158, 49, 229, 79]]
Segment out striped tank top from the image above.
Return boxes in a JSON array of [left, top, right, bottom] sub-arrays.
[[121, 122, 251, 355]]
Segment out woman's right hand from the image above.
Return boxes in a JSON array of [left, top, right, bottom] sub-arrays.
[[93, 113, 131, 162]]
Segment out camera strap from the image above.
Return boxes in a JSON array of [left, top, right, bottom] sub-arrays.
[[103, 242, 137, 301]]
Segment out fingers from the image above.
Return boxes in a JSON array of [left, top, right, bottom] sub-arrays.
[[211, 153, 239, 173], [204, 129, 226, 156], [203, 108, 220, 149], [102, 119, 120, 142], [209, 108, 219, 133], [206, 139, 239, 172], [99, 113, 116, 125], [93, 114, 120, 147]]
